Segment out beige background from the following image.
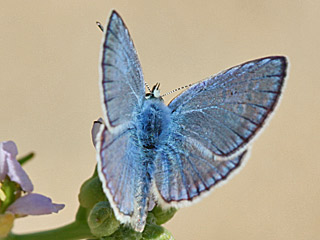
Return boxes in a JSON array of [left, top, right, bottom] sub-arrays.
[[1, 1, 319, 239]]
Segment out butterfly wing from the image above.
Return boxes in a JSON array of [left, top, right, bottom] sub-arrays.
[[97, 124, 152, 232], [97, 11, 148, 231], [168, 56, 287, 157], [100, 10, 145, 130], [154, 133, 248, 205], [97, 125, 136, 221], [154, 56, 286, 205]]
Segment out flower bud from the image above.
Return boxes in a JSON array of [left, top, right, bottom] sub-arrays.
[[78, 176, 106, 209], [151, 206, 177, 225], [142, 223, 175, 240], [88, 201, 120, 237], [101, 226, 143, 240]]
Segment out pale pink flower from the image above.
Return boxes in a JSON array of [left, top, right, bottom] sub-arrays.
[[0, 141, 64, 216], [6, 193, 64, 216], [0, 141, 33, 192]]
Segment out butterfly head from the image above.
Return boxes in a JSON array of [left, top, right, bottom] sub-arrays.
[[145, 83, 163, 100]]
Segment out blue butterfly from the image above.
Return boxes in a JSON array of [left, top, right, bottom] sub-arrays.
[[94, 10, 287, 232]]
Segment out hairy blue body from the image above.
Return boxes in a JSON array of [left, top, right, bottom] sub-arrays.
[[128, 97, 172, 230], [135, 97, 171, 151]]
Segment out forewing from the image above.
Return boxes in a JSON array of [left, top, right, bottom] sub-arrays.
[[100, 11, 145, 129], [154, 133, 248, 204], [169, 56, 287, 157]]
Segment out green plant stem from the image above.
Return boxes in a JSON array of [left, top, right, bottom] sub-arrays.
[[0, 179, 16, 214], [4, 221, 93, 240], [17, 152, 35, 166]]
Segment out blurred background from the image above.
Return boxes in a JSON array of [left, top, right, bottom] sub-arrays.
[[1, 1, 319, 239]]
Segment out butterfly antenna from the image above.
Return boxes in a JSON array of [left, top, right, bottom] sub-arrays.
[[96, 21, 104, 32], [145, 82, 152, 92], [161, 83, 194, 97]]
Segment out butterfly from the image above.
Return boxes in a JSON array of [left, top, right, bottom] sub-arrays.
[[94, 10, 287, 232]]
